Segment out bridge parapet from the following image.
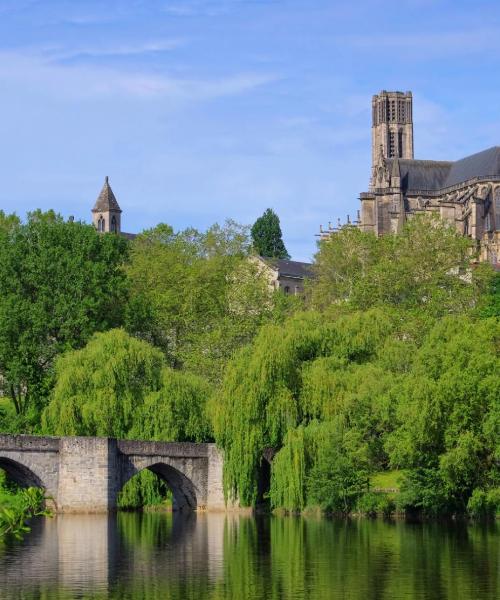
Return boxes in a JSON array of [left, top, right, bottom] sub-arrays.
[[0, 434, 60, 453], [117, 440, 210, 458]]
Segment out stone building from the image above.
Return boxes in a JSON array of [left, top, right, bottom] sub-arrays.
[[358, 90, 500, 265], [254, 256, 312, 295], [92, 176, 121, 234]]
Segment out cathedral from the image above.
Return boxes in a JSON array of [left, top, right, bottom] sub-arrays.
[[328, 90, 500, 265], [359, 91, 500, 264]]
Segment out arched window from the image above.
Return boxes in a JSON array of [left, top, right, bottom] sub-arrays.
[[97, 216, 105, 232], [111, 215, 117, 233]]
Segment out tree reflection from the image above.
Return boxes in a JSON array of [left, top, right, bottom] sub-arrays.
[[0, 515, 498, 599]]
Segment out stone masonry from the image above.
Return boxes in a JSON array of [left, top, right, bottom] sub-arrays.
[[0, 434, 227, 513]]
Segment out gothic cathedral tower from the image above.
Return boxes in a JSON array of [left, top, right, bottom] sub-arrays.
[[371, 91, 413, 186], [91, 176, 122, 234]]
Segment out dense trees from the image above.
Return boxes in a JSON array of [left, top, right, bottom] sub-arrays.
[[0, 209, 498, 518], [311, 215, 485, 316], [124, 221, 282, 382], [42, 328, 211, 442], [0, 211, 128, 422], [251, 208, 290, 259], [213, 217, 499, 516]]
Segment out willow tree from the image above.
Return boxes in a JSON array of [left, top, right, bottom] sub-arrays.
[[211, 308, 396, 506], [212, 303, 500, 516], [42, 328, 212, 441]]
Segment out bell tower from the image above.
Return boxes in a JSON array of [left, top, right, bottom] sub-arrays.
[[371, 90, 414, 168], [92, 176, 122, 234]]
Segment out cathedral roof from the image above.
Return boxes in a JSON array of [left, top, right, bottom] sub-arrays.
[[387, 147, 500, 192], [92, 176, 122, 213], [444, 146, 500, 187], [387, 159, 452, 191]]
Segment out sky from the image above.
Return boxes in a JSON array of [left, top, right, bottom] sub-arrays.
[[1, 0, 500, 261]]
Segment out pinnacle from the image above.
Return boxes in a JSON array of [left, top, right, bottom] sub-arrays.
[[92, 176, 122, 213]]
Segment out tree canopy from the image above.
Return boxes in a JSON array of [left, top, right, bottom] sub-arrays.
[[0, 211, 128, 420], [251, 209, 290, 259], [42, 328, 211, 442], [1, 208, 498, 518], [124, 220, 290, 382], [310, 215, 485, 317], [213, 216, 500, 515]]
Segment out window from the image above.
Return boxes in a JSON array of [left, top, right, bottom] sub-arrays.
[[111, 215, 117, 233], [398, 131, 403, 157], [389, 132, 396, 158], [284, 286, 290, 294], [390, 100, 396, 121], [97, 216, 105, 232]]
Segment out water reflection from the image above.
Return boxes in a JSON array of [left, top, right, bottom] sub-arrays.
[[0, 513, 498, 599]]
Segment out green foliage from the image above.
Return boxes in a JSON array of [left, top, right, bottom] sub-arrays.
[[396, 468, 450, 517], [0, 211, 128, 419], [118, 470, 173, 510], [467, 488, 500, 519], [0, 485, 50, 540], [125, 220, 282, 383], [214, 299, 499, 515], [476, 271, 500, 318], [311, 215, 491, 317], [305, 424, 369, 514], [250, 208, 290, 259], [42, 329, 211, 442]]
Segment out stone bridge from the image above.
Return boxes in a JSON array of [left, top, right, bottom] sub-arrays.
[[0, 435, 227, 513]]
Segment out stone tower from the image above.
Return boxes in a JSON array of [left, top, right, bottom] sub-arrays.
[[92, 176, 122, 234], [371, 91, 413, 186]]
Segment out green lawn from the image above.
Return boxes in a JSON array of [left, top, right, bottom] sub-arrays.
[[370, 470, 405, 493]]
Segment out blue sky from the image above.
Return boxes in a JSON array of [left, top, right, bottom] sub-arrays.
[[1, 0, 500, 260]]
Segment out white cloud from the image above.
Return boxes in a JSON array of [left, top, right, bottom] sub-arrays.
[[48, 39, 186, 61], [0, 49, 278, 101]]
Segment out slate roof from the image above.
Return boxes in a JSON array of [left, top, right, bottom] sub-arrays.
[[444, 146, 500, 187], [387, 159, 452, 191], [92, 176, 122, 213], [386, 146, 500, 192], [262, 257, 313, 279]]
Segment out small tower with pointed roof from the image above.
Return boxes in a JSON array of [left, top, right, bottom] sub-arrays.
[[92, 176, 122, 234]]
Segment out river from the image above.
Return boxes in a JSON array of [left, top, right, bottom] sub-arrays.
[[0, 513, 498, 599]]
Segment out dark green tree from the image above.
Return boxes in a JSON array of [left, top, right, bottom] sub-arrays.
[[251, 208, 290, 259], [0, 211, 129, 420]]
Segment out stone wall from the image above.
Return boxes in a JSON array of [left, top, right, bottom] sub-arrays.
[[57, 437, 119, 513]]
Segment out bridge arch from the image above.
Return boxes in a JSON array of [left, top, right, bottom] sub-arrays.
[[0, 456, 47, 489], [120, 460, 200, 511]]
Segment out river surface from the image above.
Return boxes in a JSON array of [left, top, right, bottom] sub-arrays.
[[0, 513, 498, 599]]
